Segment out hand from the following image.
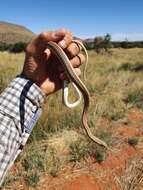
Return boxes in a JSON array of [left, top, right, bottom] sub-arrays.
[[22, 28, 85, 95]]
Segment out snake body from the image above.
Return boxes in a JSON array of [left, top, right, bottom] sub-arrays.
[[47, 40, 109, 149]]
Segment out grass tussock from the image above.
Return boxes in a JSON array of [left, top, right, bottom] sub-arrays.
[[128, 136, 140, 147], [69, 138, 107, 163], [19, 141, 65, 186]]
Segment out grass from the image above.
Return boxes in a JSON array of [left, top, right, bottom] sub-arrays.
[[128, 136, 140, 146], [25, 171, 40, 187], [0, 52, 23, 92], [117, 157, 143, 190], [95, 95, 127, 120], [1, 48, 143, 188], [123, 85, 143, 109], [2, 175, 19, 188], [19, 141, 65, 186], [69, 138, 89, 162], [69, 136, 108, 163]]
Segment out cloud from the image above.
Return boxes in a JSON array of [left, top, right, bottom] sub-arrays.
[[111, 33, 143, 41]]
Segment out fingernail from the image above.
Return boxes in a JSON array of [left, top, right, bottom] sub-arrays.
[[44, 48, 51, 56], [59, 40, 67, 48]]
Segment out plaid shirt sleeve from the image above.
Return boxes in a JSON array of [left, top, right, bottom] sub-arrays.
[[0, 76, 45, 186]]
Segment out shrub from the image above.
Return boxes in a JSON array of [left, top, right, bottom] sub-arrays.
[[69, 138, 107, 163], [124, 87, 143, 109], [9, 42, 27, 53], [128, 137, 139, 146], [0, 43, 13, 51], [69, 139, 88, 162]]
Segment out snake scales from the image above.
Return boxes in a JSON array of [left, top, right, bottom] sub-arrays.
[[47, 40, 109, 149]]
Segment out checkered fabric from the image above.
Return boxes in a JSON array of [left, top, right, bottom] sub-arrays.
[[0, 76, 45, 186]]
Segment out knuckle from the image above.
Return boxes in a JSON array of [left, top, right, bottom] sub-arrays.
[[39, 32, 46, 39], [38, 31, 52, 41], [72, 54, 85, 67], [65, 35, 72, 45], [67, 42, 80, 57], [78, 53, 86, 63]]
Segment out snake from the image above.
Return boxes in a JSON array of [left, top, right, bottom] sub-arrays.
[[47, 40, 109, 149]]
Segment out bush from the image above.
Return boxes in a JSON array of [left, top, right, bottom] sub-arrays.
[[0, 43, 13, 51], [69, 138, 107, 163], [0, 42, 27, 53], [124, 86, 143, 109], [128, 137, 139, 146], [9, 42, 27, 53]]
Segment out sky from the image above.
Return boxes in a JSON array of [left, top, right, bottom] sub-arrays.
[[0, 0, 143, 41]]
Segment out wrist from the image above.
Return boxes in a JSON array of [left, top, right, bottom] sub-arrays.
[[16, 74, 46, 104], [39, 81, 57, 96]]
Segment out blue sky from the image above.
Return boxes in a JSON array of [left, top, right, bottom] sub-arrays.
[[0, 0, 143, 41]]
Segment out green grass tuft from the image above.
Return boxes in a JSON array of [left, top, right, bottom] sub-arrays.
[[128, 136, 139, 146]]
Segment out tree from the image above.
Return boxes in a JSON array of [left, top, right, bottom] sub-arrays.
[[121, 38, 129, 49], [94, 36, 105, 54], [94, 34, 112, 54], [104, 33, 112, 51]]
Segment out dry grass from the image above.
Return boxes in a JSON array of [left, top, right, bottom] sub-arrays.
[[0, 52, 23, 92], [116, 157, 143, 190], [1, 48, 143, 188]]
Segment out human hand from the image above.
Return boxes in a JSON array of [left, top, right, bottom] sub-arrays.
[[22, 28, 85, 95]]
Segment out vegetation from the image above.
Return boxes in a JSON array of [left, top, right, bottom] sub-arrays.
[[0, 22, 33, 53], [0, 42, 27, 53], [84, 34, 143, 50], [0, 21, 34, 44], [128, 136, 139, 146], [69, 138, 107, 163], [117, 158, 143, 190], [93, 33, 112, 54], [1, 48, 143, 188]]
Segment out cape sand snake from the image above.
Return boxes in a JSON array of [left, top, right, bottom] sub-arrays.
[[47, 40, 109, 149]]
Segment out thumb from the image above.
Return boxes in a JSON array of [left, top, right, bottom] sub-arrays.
[[44, 48, 51, 60], [39, 28, 67, 45], [33, 28, 67, 52]]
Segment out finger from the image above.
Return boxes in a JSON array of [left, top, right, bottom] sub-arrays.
[[65, 42, 81, 58], [31, 28, 69, 52], [58, 29, 72, 49], [41, 28, 72, 46], [70, 53, 85, 68], [59, 68, 81, 80], [30, 28, 72, 53], [57, 53, 85, 73]]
